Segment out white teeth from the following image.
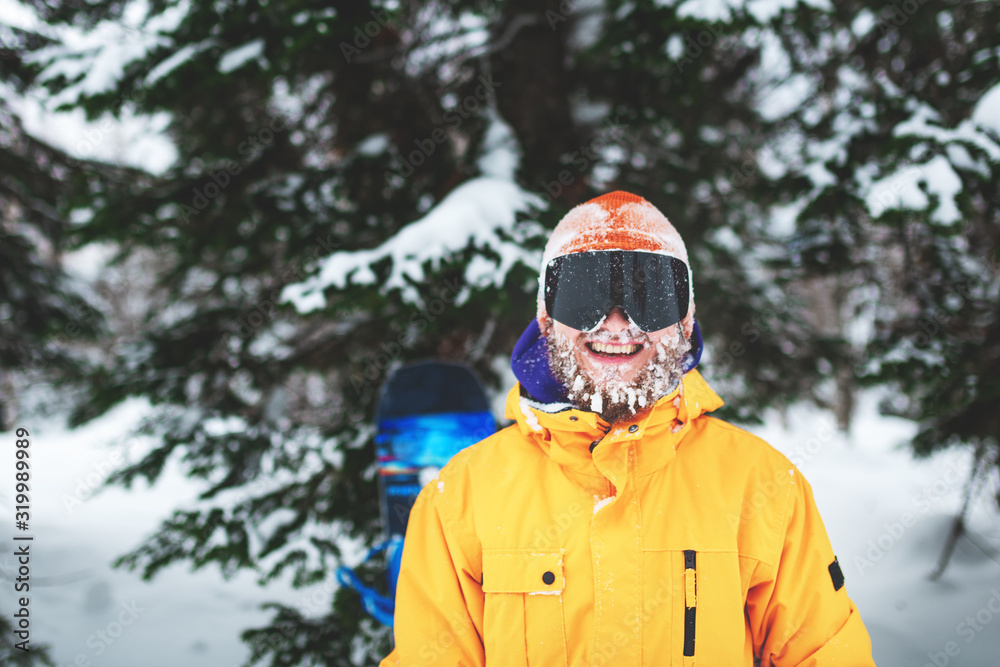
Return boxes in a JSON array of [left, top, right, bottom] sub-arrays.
[[590, 342, 640, 355]]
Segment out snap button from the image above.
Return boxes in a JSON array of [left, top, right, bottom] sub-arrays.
[[569, 415, 578, 422], [542, 571, 555, 585], [628, 424, 639, 433]]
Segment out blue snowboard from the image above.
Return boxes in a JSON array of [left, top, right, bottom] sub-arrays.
[[338, 361, 495, 626]]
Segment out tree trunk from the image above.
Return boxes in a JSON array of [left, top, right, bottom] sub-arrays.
[[489, 0, 584, 200], [929, 443, 988, 580]]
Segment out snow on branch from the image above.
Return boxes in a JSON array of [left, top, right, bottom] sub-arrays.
[[27, 0, 191, 107], [282, 177, 546, 312], [895, 102, 1000, 163], [283, 111, 547, 312], [858, 97, 1000, 225]]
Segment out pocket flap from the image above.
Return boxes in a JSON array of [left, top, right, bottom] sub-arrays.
[[482, 549, 565, 593]]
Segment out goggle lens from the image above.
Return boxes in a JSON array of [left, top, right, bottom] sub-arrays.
[[544, 250, 689, 332]]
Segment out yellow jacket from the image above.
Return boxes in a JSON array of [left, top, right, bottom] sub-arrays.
[[380, 369, 875, 666]]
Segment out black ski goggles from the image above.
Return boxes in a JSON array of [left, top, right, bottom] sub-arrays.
[[544, 250, 690, 332]]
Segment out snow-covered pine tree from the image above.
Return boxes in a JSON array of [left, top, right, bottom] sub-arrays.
[[0, 13, 108, 433], [761, 0, 1000, 573], [0, 12, 99, 667], [18, 0, 999, 662]]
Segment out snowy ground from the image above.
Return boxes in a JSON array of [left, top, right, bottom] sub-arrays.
[[748, 398, 1000, 667], [1, 390, 998, 666], [0, 399, 324, 667]]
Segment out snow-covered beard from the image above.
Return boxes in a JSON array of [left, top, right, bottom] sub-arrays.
[[544, 321, 692, 424]]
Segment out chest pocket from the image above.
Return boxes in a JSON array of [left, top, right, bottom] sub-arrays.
[[482, 549, 568, 667], [642, 549, 756, 665]]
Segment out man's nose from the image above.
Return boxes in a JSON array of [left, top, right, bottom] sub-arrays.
[[601, 307, 631, 332]]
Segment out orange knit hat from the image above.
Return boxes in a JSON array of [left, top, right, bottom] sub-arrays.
[[537, 191, 695, 334]]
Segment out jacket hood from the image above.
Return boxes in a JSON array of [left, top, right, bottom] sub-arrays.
[[503, 367, 724, 490]]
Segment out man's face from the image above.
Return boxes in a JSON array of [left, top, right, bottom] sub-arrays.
[[545, 306, 691, 423]]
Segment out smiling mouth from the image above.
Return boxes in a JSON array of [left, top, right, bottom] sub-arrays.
[[586, 342, 643, 357]]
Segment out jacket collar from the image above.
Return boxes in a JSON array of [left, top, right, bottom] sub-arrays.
[[503, 368, 724, 490]]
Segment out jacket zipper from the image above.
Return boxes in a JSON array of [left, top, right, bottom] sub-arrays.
[[683, 550, 697, 659]]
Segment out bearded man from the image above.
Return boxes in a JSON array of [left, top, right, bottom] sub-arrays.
[[380, 191, 875, 666]]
